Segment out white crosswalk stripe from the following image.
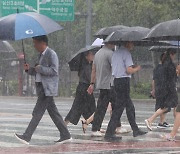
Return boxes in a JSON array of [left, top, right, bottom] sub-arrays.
[[0, 97, 177, 148]]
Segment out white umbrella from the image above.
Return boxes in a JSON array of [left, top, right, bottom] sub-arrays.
[[92, 38, 104, 46]]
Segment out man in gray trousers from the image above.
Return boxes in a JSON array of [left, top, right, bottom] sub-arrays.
[[15, 35, 71, 145]]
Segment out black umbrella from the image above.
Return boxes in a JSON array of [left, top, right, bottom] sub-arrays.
[[94, 25, 129, 40], [144, 19, 180, 41], [149, 46, 178, 52], [104, 27, 170, 46], [104, 29, 153, 46], [103, 26, 150, 43], [126, 26, 150, 33], [144, 19, 180, 61], [68, 46, 100, 71]]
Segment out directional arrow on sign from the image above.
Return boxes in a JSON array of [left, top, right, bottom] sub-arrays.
[[40, 0, 51, 4], [0, 0, 74, 21], [40, 8, 51, 11]]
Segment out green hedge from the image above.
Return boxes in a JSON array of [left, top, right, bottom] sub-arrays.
[[130, 82, 151, 99]]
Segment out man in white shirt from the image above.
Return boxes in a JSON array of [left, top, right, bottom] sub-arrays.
[[104, 42, 147, 141]]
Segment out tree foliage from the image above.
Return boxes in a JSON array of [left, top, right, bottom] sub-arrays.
[[7, 0, 180, 65], [1, 0, 180, 96]]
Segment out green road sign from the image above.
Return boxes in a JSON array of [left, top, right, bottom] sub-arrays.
[[0, 0, 37, 16], [0, 0, 74, 21], [40, 0, 74, 21]]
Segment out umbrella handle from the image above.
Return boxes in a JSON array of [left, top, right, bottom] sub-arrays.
[[22, 40, 26, 64], [178, 41, 180, 64]]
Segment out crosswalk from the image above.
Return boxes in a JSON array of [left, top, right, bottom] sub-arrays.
[[0, 97, 177, 148]]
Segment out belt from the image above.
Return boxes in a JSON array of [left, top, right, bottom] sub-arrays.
[[35, 82, 42, 86]]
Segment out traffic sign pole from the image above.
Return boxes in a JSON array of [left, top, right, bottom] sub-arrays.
[[37, 0, 40, 13]]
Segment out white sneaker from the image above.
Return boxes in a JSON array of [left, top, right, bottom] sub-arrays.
[[116, 127, 131, 134], [91, 131, 103, 137], [145, 119, 152, 131]]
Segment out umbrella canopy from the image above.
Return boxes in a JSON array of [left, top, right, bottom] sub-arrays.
[[125, 26, 150, 33], [144, 19, 180, 41], [104, 30, 126, 44], [104, 27, 170, 46], [149, 46, 178, 52], [0, 41, 15, 52], [0, 12, 63, 40], [68, 46, 100, 71], [104, 26, 150, 41], [91, 38, 104, 46], [0, 41, 17, 58], [104, 28, 151, 45], [94, 25, 129, 39]]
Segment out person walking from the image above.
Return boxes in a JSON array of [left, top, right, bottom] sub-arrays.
[[87, 42, 115, 137], [64, 51, 96, 130], [15, 35, 71, 145], [151, 53, 170, 128], [82, 85, 130, 134], [104, 42, 147, 141], [145, 50, 178, 131], [87, 42, 130, 137], [162, 101, 180, 141], [162, 64, 180, 141]]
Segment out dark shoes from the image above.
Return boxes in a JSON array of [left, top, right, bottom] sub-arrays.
[[157, 122, 170, 128], [14, 133, 30, 145], [55, 136, 72, 144], [104, 135, 122, 142], [133, 129, 147, 137], [15, 133, 72, 145], [163, 122, 170, 127]]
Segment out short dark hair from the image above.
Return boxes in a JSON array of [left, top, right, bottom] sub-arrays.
[[84, 51, 95, 57], [33, 35, 48, 45], [160, 52, 165, 61]]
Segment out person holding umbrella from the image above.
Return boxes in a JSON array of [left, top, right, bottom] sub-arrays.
[[64, 47, 97, 130], [143, 18, 180, 141], [87, 41, 117, 137], [145, 49, 178, 131], [150, 52, 170, 129], [15, 35, 71, 145], [84, 29, 132, 135], [104, 41, 147, 141], [162, 62, 180, 141]]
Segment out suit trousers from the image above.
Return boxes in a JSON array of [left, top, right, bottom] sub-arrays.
[[23, 82, 70, 140], [105, 78, 139, 137], [110, 86, 122, 128]]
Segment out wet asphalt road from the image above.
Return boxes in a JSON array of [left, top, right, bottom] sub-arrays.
[[0, 96, 179, 154]]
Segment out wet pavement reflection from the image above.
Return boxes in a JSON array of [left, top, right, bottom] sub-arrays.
[[0, 97, 179, 153]]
